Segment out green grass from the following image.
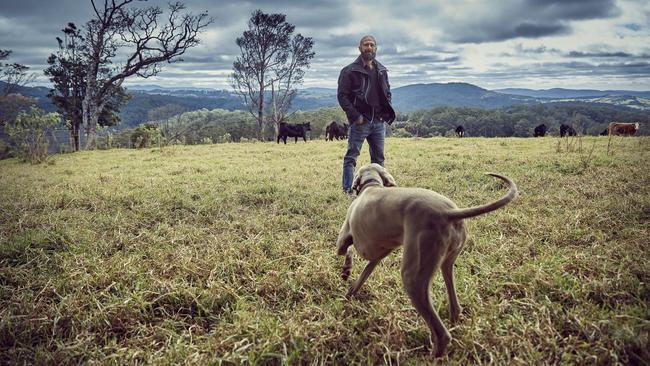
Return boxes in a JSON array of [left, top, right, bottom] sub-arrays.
[[1, 136, 649, 364]]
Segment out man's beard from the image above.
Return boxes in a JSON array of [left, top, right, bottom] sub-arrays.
[[361, 51, 375, 62]]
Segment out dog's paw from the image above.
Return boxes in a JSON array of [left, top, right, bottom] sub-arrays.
[[450, 307, 463, 324], [345, 288, 354, 299], [341, 268, 351, 281], [433, 332, 451, 358]]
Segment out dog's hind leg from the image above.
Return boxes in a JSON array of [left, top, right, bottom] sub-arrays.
[[442, 225, 467, 323], [346, 259, 381, 298], [441, 249, 462, 324], [401, 234, 451, 358]]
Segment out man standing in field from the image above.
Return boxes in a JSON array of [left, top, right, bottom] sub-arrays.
[[337, 35, 396, 195]]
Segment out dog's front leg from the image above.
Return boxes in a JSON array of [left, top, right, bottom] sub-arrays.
[[342, 253, 352, 281], [336, 223, 354, 281], [346, 259, 381, 299]]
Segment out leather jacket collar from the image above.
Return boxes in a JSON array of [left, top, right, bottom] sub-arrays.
[[349, 55, 387, 74]]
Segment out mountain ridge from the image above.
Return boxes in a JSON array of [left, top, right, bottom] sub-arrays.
[[2, 81, 648, 129]]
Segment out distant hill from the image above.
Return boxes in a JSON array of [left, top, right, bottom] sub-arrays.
[[0, 81, 55, 112], [3, 81, 649, 130], [392, 82, 536, 111], [495, 87, 650, 99], [119, 89, 246, 128], [278, 83, 540, 112]]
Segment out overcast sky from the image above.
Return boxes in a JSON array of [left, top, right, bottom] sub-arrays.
[[1, 0, 649, 91]]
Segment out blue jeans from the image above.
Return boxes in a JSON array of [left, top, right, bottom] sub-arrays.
[[342, 121, 386, 191]]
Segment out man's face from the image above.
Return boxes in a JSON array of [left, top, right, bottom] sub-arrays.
[[359, 39, 377, 62]]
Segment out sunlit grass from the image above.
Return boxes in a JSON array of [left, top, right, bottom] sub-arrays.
[[1, 136, 649, 364]]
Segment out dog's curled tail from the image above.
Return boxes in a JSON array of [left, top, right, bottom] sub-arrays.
[[446, 173, 518, 221]]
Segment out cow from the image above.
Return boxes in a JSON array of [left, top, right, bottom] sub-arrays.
[[455, 125, 465, 138], [277, 122, 311, 144], [533, 124, 547, 137], [608, 122, 640, 136], [560, 124, 577, 137], [600, 129, 609, 136], [325, 121, 349, 141]]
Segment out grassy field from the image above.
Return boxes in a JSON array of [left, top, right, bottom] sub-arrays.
[[1, 136, 649, 365]]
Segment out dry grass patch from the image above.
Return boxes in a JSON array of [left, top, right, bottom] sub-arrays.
[[1, 137, 649, 364]]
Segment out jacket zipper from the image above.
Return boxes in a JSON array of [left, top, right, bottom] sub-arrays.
[[363, 74, 374, 122]]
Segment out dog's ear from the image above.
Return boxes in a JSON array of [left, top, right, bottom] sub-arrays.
[[379, 167, 397, 187], [351, 171, 362, 193]]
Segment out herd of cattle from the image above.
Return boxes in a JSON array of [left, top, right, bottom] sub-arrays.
[[276, 121, 642, 143], [455, 122, 641, 138], [276, 121, 349, 144]]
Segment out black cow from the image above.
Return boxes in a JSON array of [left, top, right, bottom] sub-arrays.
[[600, 128, 609, 136], [533, 124, 547, 137], [277, 122, 311, 144], [560, 124, 577, 137], [325, 121, 349, 141], [455, 125, 465, 138]]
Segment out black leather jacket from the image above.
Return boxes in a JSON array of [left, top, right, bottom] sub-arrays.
[[337, 56, 396, 125]]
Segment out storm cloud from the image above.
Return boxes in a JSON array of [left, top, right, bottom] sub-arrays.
[[442, 0, 620, 43], [0, 0, 648, 91]]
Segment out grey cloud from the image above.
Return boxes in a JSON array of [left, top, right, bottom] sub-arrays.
[[529, 0, 620, 20], [480, 60, 650, 80], [402, 70, 429, 76], [623, 23, 642, 31], [192, 0, 352, 29], [317, 34, 362, 49], [444, 0, 619, 43], [567, 51, 633, 58], [385, 55, 460, 64], [514, 23, 570, 38], [501, 44, 562, 56], [1, 0, 647, 91], [452, 22, 570, 43]]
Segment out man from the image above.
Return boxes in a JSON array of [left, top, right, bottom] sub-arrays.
[[337, 35, 395, 194]]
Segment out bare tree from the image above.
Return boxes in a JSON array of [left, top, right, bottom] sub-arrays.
[[230, 10, 314, 140], [267, 33, 314, 126], [147, 103, 186, 144], [0, 50, 36, 127], [82, 0, 212, 149], [0, 50, 36, 96]]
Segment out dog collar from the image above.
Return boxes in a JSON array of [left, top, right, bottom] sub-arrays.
[[355, 178, 382, 194]]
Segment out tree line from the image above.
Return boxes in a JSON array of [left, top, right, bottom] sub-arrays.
[[101, 106, 346, 148], [93, 102, 648, 150], [392, 103, 650, 138]]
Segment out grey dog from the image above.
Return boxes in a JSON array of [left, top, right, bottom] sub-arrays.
[[336, 163, 518, 357]]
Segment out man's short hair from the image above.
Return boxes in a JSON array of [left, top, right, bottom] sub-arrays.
[[359, 35, 376, 46]]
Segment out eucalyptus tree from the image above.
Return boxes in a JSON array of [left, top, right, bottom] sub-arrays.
[[45, 23, 130, 151], [81, 0, 212, 149], [231, 10, 314, 139]]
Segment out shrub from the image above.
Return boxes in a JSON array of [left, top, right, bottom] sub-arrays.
[[0, 139, 12, 160], [131, 123, 162, 148], [216, 133, 232, 144], [5, 107, 59, 163], [391, 128, 413, 138]]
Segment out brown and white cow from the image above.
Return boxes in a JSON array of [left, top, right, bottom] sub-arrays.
[[608, 122, 640, 136]]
